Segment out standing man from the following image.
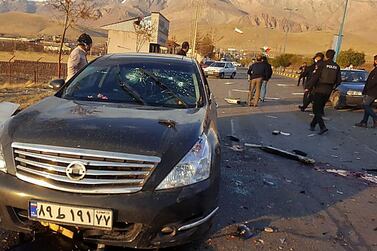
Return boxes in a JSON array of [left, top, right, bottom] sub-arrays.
[[260, 56, 273, 102], [177, 41, 190, 56], [355, 55, 377, 128], [299, 53, 324, 112], [297, 62, 308, 86], [67, 33, 92, 81], [247, 55, 268, 107], [306, 49, 341, 135]]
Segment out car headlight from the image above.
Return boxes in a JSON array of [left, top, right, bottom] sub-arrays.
[[156, 134, 211, 190], [347, 90, 362, 96], [0, 145, 6, 173]]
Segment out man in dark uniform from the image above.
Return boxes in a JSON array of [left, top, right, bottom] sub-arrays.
[[306, 49, 341, 135], [299, 53, 324, 112], [297, 62, 308, 86], [355, 55, 377, 128], [177, 41, 190, 56]]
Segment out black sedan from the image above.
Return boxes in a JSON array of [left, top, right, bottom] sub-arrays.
[[0, 53, 221, 249], [330, 69, 369, 109]]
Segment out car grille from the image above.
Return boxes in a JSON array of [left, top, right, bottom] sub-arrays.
[[12, 142, 161, 194]]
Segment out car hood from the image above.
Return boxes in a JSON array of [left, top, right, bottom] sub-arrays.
[[4, 97, 206, 160], [339, 82, 365, 91]]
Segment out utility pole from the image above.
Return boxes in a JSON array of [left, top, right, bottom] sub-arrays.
[[283, 7, 298, 54], [192, 0, 200, 58], [334, 0, 350, 60]]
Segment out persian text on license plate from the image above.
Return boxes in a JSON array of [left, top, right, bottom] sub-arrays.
[[29, 201, 113, 229]]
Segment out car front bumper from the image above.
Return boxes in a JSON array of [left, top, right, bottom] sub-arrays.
[[345, 95, 363, 106], [205, 72, 221, 77], [0, 173, 219, 249]]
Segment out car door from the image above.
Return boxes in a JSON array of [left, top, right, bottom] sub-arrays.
[[225, 63, 232, 76]]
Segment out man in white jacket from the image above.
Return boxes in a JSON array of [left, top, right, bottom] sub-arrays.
[[66, 33, 93, 81]]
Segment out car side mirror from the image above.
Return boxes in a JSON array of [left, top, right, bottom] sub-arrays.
[[49, 79, 65, 90]]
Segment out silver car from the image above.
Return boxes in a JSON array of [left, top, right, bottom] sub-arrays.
[[204, 62, 237, 79]]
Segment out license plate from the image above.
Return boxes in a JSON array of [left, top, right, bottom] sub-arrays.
[[29, 201, 113, 229]]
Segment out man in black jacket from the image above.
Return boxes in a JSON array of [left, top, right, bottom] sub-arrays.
[[299, 53, 324, 112], [260, 56, 273, 102], [306, 49, 341, 135], [247, 55, 269, 107], [177, 41, 190, 56], [355, 55, 377, 128]]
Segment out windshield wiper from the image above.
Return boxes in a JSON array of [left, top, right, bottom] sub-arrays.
[[137, 68, 189, 108], [116, 67, 147, 105]]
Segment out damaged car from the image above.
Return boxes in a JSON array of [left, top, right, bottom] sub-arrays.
[[0, 53, 221, 249]]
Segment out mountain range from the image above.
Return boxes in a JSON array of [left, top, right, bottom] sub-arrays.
[[0, 0, 376, 56]]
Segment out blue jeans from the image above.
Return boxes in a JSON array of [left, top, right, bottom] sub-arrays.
[[361, 95, 377, 123], [260, 80, 268, 101]]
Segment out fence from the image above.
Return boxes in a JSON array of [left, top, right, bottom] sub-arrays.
[[0, 57, 67, 85]]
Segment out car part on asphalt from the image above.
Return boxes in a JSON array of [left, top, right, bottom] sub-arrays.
[[224, 97, 241, 104], [244, 143, 316, 165], [272, 130, 291, 136], [236, 224, 255, 240]]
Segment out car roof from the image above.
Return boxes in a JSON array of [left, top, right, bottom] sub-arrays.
[[341, 69, 368, 72], [96, 53, 196, 64]]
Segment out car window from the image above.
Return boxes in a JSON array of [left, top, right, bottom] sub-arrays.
[[341, 71, 368, 82], [60, 61, 203, 108], [211, 63, 225, 68]]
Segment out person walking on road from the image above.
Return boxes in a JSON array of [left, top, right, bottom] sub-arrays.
[[260, 56, 273, 102], [306, 49, 341, 135], [355, 55, 377, 128], [67, 33, 92, 81], [297, 62, 308, 86], [247, 55, 269, 107], [299, 53, 324, 112], [177, 41, 190, 56]]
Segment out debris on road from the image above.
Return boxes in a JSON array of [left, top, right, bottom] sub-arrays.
[[272, 130, 291, 136], [324, 168, 377, 185], [236, 224, 255, 240], [292, 150, 308, 157], [229, 145, 244, 152], [227, 135, 240, 142], [245, 143, 315, 165], [264, 227, 275, 233], [307, 133, 316, 137], [225, 97, 241, 105], [263, 179, 276, 186]]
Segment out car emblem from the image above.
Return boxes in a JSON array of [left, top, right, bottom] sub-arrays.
[[65, 161, 87, 181]]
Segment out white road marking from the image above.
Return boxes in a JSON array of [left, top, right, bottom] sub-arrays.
[[232, 89, 249, 93], [277, 84, 295, 87], [231, 118, 236, 136], [265, 97, 281, 100], [265, 115, 278, 119], [224, 82, 235, 85], [292, 93, 305, 95]]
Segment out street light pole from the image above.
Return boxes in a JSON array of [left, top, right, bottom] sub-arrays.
[[283, 7, 298, 54], [192, 0, 200, 58], [334, 0, 350, 60]]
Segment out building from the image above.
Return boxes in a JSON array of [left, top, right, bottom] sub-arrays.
[[102, 12, 169, 54]]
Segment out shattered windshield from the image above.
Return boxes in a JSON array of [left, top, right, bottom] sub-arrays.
[[60, 61, 202, 108]]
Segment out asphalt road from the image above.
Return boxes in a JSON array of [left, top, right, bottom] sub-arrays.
[[5, 72, 377, 251]]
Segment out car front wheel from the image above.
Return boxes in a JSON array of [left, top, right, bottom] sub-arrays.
[[230, 72, 236, 79], [219, 73, 225, 79]]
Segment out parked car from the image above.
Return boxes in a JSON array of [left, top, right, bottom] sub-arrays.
[[204, 61, 237, 79], [330, 69, 369, 109], [0, 53, 221, 249], [200, 59, 215, 69]]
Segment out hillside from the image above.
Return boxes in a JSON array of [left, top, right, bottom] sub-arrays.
[[0, 0, 376, 57], [0, 11, 106, 41]]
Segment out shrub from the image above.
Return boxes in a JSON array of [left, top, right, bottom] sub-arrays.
[[337, 49, 366, 68]]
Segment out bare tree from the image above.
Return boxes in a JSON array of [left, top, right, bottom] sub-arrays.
[[48, 0, 97, 78], [133, 17, 155, 53]]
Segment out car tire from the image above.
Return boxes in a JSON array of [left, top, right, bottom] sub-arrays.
[[219, 73, 225, 79], [331, 91, 344, 110], [230, 72, 236, 79]]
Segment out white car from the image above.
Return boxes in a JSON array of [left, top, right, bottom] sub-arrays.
[[204, 62, 237, 79]]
